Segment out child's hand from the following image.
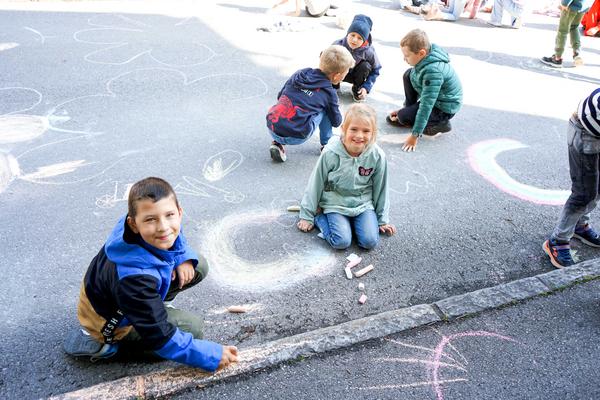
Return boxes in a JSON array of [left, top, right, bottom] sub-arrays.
[[297, 219, 314, 232], [402, 135, 419, 152], [217, 345, 239, 370], [379, 224, 397, 236], [175, 261, 195, 289], [357, 88, 368, 100], [388, 110, 398, 121]]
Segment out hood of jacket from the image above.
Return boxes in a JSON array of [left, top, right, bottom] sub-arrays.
[[104, 215, 189, 269], [291, 68, 333, 91], [416, 43, 450, 71]]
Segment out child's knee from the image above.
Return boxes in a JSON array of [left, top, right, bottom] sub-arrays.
[[328, 233, 352, 250], [358, 234, 379, 250], [195, 255, 209, 281]]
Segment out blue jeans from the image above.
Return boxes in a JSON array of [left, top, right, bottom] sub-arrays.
[[438, 0, 465, 21], [490, 0, 523, 24], [551, 117, 600, 243], [269, 111, 333, 146], [315, 209, 380, 250]]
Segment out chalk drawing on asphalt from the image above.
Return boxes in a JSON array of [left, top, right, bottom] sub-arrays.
[[468, 138, 569, 205], [202, 150, 244, 182], [74, 14, 218, 67], [352, 330, 519, 400], [0, 43, 19, 52], [95, 181, 133, 209], [203, 209, 336, 292], [23, 27, 48, 44], [47, 68, 268, 135], [175, 175, 245, 204]]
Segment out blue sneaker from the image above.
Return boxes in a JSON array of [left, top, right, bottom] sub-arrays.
[[64, 328, 119, 361], [542, 239, 575, 269], [573, 224, 600, 247]]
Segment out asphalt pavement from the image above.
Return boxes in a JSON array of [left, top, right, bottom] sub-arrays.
[[177, 279, 600, 400], [0, 0, 599, 399]]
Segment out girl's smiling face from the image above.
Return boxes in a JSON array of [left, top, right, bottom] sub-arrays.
[[342, 117, 373, 157]]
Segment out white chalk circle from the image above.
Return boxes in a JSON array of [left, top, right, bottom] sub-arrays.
[[0, 114, 48, 144], [203, 210, 336, 292]]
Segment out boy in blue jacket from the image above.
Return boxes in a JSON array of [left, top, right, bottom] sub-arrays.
[[267, 44, 355, 162], [64, 177, 238, 372], [332, 14, 382, 102]]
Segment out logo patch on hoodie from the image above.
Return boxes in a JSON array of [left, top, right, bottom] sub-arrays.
[[358, 166, 373, 176]]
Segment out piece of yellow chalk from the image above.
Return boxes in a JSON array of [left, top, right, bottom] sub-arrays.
[[286, 205, 300, 212], [354, 264, 374, 278]]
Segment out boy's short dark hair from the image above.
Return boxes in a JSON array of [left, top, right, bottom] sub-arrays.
[[319, 45, 355, 76], [400, 29, 430, 54], [127, 177, 179, 218]]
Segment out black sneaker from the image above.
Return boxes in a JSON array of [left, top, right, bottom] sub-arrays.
[[542, 239, 575, 269], [423, 120, 452, 136], [573, 224, 600, 247], [64, 328, 119, 361], [540, 55, 562, 68], [269, 141, 287, 162]]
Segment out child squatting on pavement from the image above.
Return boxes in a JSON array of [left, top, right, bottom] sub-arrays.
[[266, 45, 354, 162], [297, 103, 397, 250], [544, 88, 600, 269], [386, 29, 463, 153], [63, 177, 238, 371]]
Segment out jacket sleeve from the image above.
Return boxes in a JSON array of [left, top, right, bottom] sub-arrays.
[[371, 150, 390, 225], [117, 274, 223, 371], [299, 154, 330, 224], [362, 49, 381, 93], [325, 92, 343, 127], [412, 68, 444, 135]]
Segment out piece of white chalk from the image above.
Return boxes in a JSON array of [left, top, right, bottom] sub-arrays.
[[358, 293, 368, 304], [227, 305, 248, 313], [346, 253, 359, 262], [354, 264, 374, 278], [344, 267, 353, 279], [346, 257, 362, 269], [286, 205, 300, 212], [358, 282, 365, 291]]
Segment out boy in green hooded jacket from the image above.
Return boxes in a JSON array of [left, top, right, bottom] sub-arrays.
[[387, 29, 463, 152]]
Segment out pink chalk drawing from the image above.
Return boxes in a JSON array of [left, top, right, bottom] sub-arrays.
[[430, 330, 518, 400], [354, 330, 520, 399], [468, 139, 570, 205]]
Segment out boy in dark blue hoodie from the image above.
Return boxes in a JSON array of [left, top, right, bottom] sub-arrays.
[[266, 44, 355, 162], [332, 14, 381, 102], [64, 177, 238, 372]]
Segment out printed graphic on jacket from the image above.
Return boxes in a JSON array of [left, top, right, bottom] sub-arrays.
[[359, 166, 373, 176], [267, 95, 307, 130]]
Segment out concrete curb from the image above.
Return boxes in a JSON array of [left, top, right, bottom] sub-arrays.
[[50, 260, 600, 400]]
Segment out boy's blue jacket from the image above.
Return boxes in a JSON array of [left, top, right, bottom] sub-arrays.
[[333, 35, 381, 93], [267, 68, 342, 139], [77, 216, 223, 371]]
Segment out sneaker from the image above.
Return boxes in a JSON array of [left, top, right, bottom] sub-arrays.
[[540, 55, 562, 68], [510, 17, 522, 29], [485, 20, 502, 27], [269, 141, 287, 162], [386, 114, 412, 128], [423, 120, 452, 136], [64, 328, 119, 361], [542, 239, 575, 268], [573, 224, 600, 247], [573, 52, 584, 67]]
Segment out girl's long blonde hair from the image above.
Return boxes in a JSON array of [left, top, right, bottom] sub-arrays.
[[340, 103, 378, 145]]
